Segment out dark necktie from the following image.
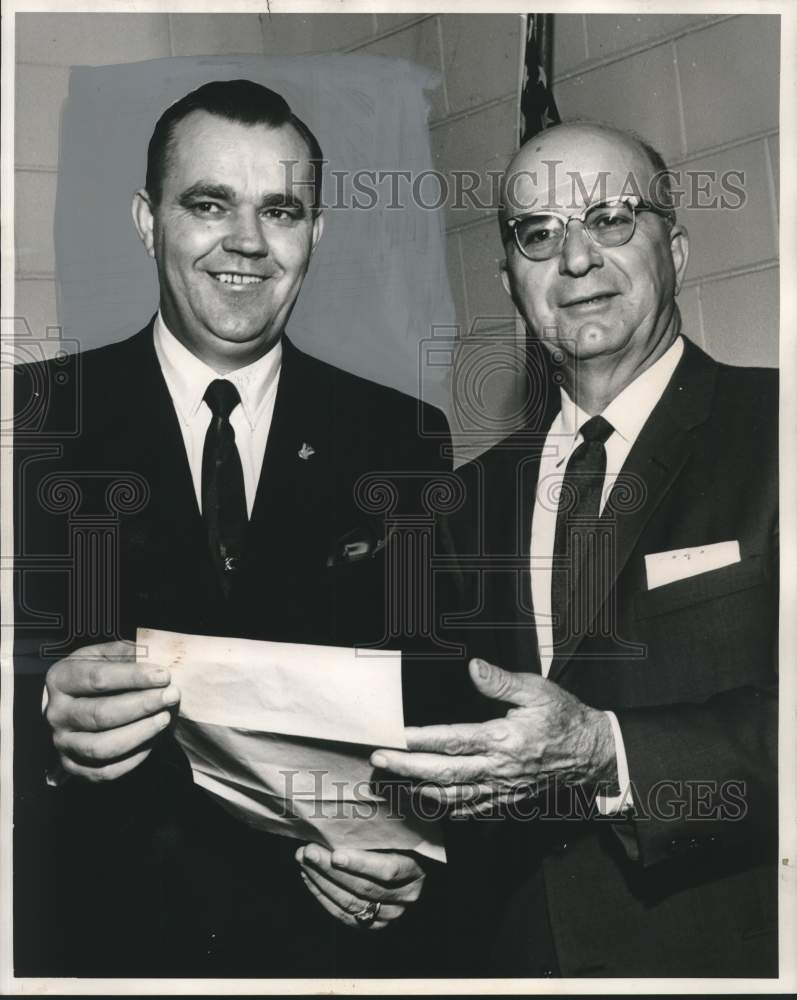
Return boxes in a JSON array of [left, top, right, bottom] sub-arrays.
[[202, 379, 247, 597], [551, 414, 614, 649]]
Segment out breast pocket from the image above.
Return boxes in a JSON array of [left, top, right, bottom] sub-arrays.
[[634, 555, 767, 620], [324, 522, 390, 646], [630, 555, 774, 702]]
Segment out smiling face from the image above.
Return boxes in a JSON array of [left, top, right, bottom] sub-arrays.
[[133, 111, 323, 372], [500, 125, 688, 376]]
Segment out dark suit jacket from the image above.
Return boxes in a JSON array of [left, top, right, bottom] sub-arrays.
[[13, 322, 462, 977], [444, 338, 778, 977]]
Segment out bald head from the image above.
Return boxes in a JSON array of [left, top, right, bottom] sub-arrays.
[[499, 123, 673, 241], [497, 121, 689, 396]]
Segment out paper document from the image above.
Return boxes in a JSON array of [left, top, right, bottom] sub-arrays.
[[137, 628, 445, 862], [644, 540, 741, 590]]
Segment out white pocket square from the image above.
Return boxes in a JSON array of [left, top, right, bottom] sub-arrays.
[[644, 540, 741, 590]]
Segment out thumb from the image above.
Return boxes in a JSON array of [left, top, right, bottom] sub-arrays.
[[468, 658, 528, 705]]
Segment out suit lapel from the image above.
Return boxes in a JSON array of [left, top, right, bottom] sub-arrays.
[[116, 323, 219, 603], [548, 338, 718, 683], [481, 429, 548, 675], [509, 442, 545, 674], [239, 337, 333, 591], [484, 359, 562, 675]]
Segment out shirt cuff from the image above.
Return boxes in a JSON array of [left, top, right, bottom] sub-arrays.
[[596, 710, 634, 816]]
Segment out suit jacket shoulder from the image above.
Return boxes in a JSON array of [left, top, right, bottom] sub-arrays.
[[278, 337, 451, 465]]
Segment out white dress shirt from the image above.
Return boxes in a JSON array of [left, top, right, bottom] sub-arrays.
[[153, 313, 282, 518], [530, 336, 684, 809]]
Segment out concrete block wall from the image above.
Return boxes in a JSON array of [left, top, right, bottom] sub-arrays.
[[553, 13, 780, 368], [15, 12, 779, 374]]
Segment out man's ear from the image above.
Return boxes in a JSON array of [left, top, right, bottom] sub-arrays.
[[132, 189, 156, 258], [310, 210, 324, 254], [669, 223, 689, 295], [499, 257, 512, 298]]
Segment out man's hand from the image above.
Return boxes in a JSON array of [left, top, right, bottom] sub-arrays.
[[371, 658, 618, 815], [296, 844, 425, 931], [45, 640, 179, 782]]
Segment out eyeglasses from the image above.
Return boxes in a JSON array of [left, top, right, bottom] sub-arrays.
[[506, 196, 675, 261]]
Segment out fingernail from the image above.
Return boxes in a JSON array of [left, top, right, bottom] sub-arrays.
[[332, 852, 349, 869], [476, 659, 490, 680], [161, 684, 179, 705], [156, 711, 171, 728], [146, 667, 169, 684], [371, 753, 387, 769], [295, 847, 305, 864], [305, 846, 319, 864]]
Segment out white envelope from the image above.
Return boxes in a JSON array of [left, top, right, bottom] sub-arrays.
[[136, 628, 446, 862], [644, 540, 741, 590]]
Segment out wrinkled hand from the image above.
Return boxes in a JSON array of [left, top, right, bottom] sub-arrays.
[[371, 658, 618, 815], [45, 640, 179, 782], [296, 844, 425, 930]]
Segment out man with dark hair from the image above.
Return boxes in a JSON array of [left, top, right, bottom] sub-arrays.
[[373, 122, 778, 977], [14, 79, 453, 977], [144, 79, 324, 209]]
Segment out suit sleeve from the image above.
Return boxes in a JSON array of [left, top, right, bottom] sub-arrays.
[[13, 357, 193, 973], [615, 682, 777, 868]]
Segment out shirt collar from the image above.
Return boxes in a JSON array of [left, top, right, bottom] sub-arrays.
[[153, 312, 282, 428], [558, 335, 685, 451]]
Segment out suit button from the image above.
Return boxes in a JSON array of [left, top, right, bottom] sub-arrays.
[[551, 839, 568, 853], [669, 839, 680, 853], [542, 968, 555, 977], [688, 836, 700, 849]]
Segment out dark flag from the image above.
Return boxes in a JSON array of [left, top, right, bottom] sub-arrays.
[[520, 13, 560, 144]]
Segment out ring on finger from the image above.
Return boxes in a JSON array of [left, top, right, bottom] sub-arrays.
[[352, 900, 381, 928]]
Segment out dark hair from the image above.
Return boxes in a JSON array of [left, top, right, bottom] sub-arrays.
[[145, 79, 324, 211]]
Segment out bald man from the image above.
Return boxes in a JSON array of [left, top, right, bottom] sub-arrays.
[[372, 124, 778, 977]]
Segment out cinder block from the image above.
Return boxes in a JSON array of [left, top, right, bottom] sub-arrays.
[[16, 12, 170, 65], [260, 13, 377, 55], [676, 283, 705, 348], [15, 170, 57, 276], [459, 219, 515, 330], [700, 267, 779, 368], [553, 15, 588, 77], [441, 15, 521, 117], [554, 43, 682, 162], [677, 16, 779, 156], [586, 13, 716, 59], [359, 16, 446, 121], [15, 63, 70, 170], [169, 14, 265, 56], [432, 100, 516, 230], [677, 141, 776, 281], [14, 278, 60, 349]]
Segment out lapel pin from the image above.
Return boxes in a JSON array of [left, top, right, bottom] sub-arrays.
[[298, 442, 316, 460]]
